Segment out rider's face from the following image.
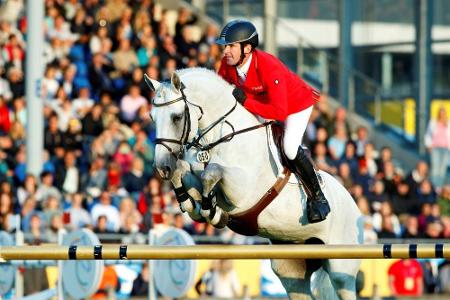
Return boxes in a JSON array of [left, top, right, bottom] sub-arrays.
[[223, 43, 242, 66]]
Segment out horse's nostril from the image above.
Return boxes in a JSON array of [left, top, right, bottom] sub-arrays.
[[164, 166, 171, 175]]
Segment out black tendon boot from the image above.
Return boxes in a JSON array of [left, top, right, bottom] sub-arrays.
[[288, 147, 330, 223]]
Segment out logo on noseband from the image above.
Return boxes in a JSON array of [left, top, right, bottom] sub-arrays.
[[196, 150, 210, 163]]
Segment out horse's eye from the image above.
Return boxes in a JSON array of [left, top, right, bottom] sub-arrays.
[[172, 114, 183, 123]]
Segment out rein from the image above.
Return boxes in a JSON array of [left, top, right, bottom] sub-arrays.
[[153, 81, 274, 158]]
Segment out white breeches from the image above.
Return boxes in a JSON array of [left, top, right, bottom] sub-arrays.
[[283, 105, 313, 160]]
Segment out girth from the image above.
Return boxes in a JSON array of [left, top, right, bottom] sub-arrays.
[[227, 168, 291, 236]]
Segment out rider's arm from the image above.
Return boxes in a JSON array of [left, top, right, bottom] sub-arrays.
[[243, 70, 288, 121]]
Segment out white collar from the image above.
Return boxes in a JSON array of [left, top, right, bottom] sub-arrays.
[[237, 53, 252, 81]]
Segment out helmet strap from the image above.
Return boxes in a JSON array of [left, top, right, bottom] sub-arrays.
[[235, 42, 247, 67]]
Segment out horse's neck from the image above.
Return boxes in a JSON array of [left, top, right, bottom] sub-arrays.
[[199, 99, 278, 211]]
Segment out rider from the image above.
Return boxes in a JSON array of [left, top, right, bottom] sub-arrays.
[[215, 19, 330, 223]]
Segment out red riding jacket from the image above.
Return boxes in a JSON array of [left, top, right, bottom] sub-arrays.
[[218, 49, 320, 121]]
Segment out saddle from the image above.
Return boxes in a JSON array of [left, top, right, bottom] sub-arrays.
[[227, 122, 294, 236]]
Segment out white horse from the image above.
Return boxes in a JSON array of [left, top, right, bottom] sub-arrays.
[[145, 68, 363, 300]]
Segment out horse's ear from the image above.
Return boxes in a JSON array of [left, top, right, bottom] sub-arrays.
[[171, 72, 182, 92], [144, 73, 160, 91]]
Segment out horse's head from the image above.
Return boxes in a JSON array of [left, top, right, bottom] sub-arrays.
[[144, 72, 200, 179]]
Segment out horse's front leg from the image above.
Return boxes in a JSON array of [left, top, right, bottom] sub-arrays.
[[200, 163, 229, 228], [171, 159, 204, 222]]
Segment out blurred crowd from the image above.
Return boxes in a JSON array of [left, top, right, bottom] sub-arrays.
[[306, 103, 450, 243], [0, 0, 229, 244], [0, 0, 448, 298]]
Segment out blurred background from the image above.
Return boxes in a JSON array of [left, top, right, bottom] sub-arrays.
[[0, 0, 449, 299]]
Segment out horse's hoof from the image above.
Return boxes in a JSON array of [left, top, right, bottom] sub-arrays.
[[212, 210, 229, 229], [200, 209, 211, 218]]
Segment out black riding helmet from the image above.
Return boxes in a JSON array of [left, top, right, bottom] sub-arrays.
[[215, 19, 259, 49], [216, 20, 258, 66]]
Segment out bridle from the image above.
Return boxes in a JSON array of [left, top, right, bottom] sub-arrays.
[[152, 81, 273, 160], [152, 83, 203, 159]]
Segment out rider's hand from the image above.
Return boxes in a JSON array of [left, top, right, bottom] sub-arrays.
[[232, 87, 247, 105]]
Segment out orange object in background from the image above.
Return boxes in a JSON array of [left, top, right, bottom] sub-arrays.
[[92, 266, 118, 299]]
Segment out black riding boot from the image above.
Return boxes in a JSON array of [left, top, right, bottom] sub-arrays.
[[288, 147, 330, 223]]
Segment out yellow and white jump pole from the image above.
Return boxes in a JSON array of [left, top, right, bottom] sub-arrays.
[[1, 243, 449, 261]]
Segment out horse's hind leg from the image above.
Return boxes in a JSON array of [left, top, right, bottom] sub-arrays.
[[271, 259, 314, 300], [326, 259, 360, 300]]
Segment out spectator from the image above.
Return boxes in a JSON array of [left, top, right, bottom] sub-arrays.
[[113, 38, 138, 76], [438, 185, 450, 217], [120, 84, 147, 124], [46, 90, 76, 132], [406, 160, 429, 194], [42, 65, 60, 100], [391, 180, 419, 216], [337, 141, 359, 177], [425, 107, 450, 189], [44, 114, 65, 155], [337, 162, 353, 190], [0, 192, 15, 232], [66, 192, 91, 230], [119, 197, 142, 230], [313, 142, 337, 175], [327, 124, 348, 161], [72, 87, 95, 118], [82, 103, 104, 139], [377, 215, 397, 239], [6, 67, 24, 99], [123, 157, 146, 195], [91, 191, 120, 232], [137, 35, 157, 67], [378, 161, 399, 197], [360, 142, 378, 177], [367, 180, 389, 212], [327, 107, 351, 140], [55, 150, 80, 194], [10, 97, 26, 127], [210, 260, 241, 298], [16, 174, 38, 206], [88, 52, 114, 98], [43, 212, 64, 243], [417, 179, 437, 205], [372, 201, 401, 237], [354, 126, 370, 158], [388, 259, 424, 296], [0, 71, 13, 102], [93, 215, 114, 234], [174, 7, 198, 45], [2, 33, 25, 69], [131, 262, 150, 296], [83, 156, 107, 198], [21, 196, 40, 233], [437, 261, 450, 293], [362, 216, 378, 244], [36, 171, 62, 204], [402, 215, 423, 239], [63, 118, 83, 152], [42, 195, 63, 225], [0, 95, 11, 134], [113, 141, 134, 175], [424, 220, 444, 239], [376, 146, 395, 175], [195, 260, 217, 297], [61, 63, 77, 98]]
